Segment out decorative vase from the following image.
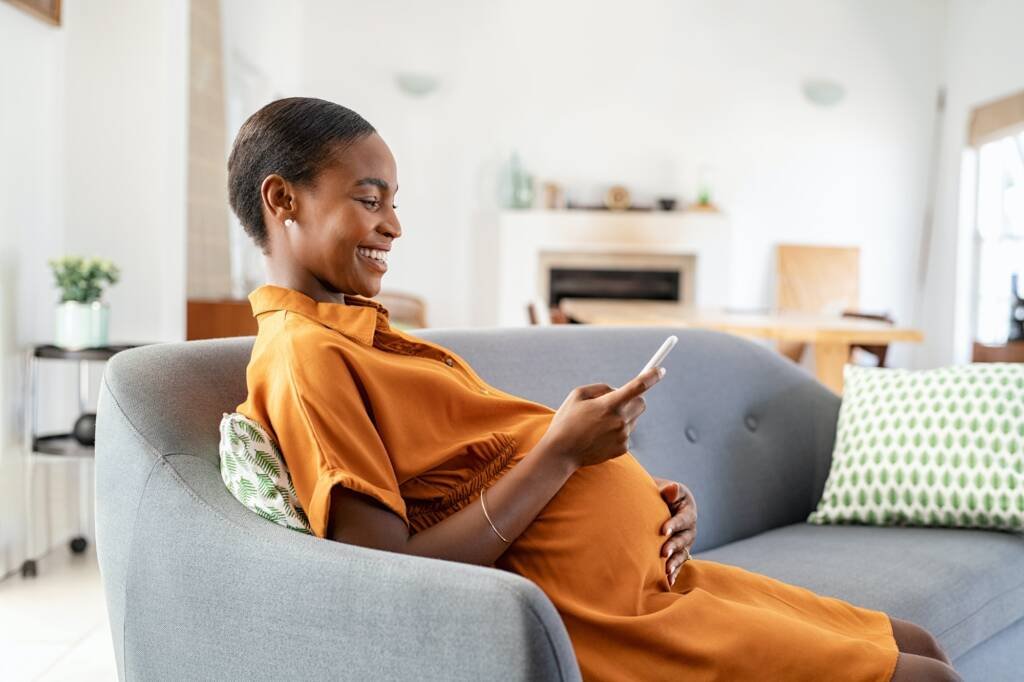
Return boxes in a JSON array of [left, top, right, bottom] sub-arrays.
[[499, 152, 535, 209], [55, 300, 109, 350]]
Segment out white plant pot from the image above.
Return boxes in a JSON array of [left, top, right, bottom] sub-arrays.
[[55, 301, 109, 350]]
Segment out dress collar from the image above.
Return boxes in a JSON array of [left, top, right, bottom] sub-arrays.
[[248, 283, 389, 346]]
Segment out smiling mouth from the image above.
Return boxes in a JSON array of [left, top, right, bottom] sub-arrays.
[[356, 247, 388, 272]]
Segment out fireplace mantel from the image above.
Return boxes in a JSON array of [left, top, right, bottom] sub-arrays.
[[498, 210, 731, 326]]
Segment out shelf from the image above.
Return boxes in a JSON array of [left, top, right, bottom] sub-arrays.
[[34, 343, 148, 361], [32, 433, 94, 458]]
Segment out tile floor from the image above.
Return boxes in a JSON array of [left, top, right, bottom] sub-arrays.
[[0, 544, 117, 681]]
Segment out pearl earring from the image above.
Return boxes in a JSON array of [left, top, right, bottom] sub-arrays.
[[284, 218, 296, 227]]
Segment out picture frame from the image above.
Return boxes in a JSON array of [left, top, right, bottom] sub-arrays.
[[3, 0, 61, 26]]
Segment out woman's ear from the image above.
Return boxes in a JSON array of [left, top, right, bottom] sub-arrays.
[[260, 173, 295, 224]]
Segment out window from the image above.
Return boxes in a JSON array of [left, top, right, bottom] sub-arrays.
[[973, 130, 1024, 343]]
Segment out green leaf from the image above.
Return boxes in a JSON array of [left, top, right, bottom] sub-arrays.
[[252, 448, 282, 478], [237, 478, 256, 504], [238, 420, 267, 445], [252, 506, 285, 524]]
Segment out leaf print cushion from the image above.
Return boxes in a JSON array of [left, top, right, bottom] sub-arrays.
[[809, 363, 1024, 532], [219, 412, 312, 534]]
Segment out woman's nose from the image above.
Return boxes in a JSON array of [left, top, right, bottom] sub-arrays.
[[381, 213, 401, 239]]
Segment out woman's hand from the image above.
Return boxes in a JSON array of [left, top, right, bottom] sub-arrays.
[[540, 367, 664, 470], [655, 477, 698, 586]]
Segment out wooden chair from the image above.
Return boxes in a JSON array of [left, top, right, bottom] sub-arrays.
[[841, 310, 895, 366], [972, 341, 1024, 363], [374, 290, 428, 329], [526, 300, 570, 325], [775, 244, 892, 367]]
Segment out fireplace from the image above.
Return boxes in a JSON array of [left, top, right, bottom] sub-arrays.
[[497, 210, 729, 326], [538, 250, 696, 310]]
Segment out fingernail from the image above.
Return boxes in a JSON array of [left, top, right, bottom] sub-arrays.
[[658, 367, 666, 378]]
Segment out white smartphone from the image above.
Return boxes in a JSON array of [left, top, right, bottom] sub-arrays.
[[639, 335, 678, 376]]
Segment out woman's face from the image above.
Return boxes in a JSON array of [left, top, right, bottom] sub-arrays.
[[270, 132, 401, 301]]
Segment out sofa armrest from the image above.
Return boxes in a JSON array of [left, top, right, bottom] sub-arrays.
[[102, 451, 579, 681]]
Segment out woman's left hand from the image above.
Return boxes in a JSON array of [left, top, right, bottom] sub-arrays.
[[654, 477, 698, 586]]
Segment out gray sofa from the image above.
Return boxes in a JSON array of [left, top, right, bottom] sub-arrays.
[[95, 326, 1024, 681]]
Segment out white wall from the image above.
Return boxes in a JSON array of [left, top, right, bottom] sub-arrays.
[[62, 0, 189, 345], [922, 0, 1024, 368], [0, 0, 189, 578], [221, 0, 301, 298], [241, 0, 947, 358]]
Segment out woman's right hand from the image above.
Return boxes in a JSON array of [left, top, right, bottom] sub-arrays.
[[541, 366, 666, 470]]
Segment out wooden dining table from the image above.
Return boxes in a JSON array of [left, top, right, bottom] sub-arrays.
[[558, 298, 925, 394]]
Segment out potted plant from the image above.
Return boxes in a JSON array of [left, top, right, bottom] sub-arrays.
[[48, 256, 120, 349]]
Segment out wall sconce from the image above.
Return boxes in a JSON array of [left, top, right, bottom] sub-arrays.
[[801, 78, 846, 107], [395, 72, 440, 97]]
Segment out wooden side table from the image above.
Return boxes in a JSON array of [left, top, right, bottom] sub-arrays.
[[21, 342, 150, 577], [972, 341, 1024, 363]]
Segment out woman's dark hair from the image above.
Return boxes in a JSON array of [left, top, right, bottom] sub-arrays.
[[227, 97, 376, 253]]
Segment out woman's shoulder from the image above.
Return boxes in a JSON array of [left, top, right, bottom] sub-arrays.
[[252, 311, 355, 367]]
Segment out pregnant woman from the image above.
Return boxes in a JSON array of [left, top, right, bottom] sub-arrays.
[[231, 97, 958, 682]]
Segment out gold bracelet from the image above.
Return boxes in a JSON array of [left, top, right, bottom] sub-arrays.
[[480, 488, 510, 543]]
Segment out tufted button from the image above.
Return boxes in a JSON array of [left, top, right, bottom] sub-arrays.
[[444, 356, 454, 367], [744, 415, 758, 432], [481, 388, 489, 395], [684, 426, 698, 443]]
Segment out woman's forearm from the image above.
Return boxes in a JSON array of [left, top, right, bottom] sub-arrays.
[[403, 437, 576, 566]]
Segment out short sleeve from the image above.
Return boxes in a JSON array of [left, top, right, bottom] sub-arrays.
[[270, 336, 408, 538]]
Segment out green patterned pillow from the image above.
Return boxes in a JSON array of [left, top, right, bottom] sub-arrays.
[[809, 363, 1024, 531], [218, 412, 312, 534]]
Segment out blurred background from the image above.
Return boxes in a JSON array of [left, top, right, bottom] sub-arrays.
[[1, 0, 1023, 678]]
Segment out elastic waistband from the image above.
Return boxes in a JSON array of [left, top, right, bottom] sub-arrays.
[[406, 432, 520, 534]]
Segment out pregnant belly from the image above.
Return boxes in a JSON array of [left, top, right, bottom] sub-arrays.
[[495, 453, 673, 615]]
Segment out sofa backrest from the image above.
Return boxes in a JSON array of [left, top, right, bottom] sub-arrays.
[[414, 326, 841, 551]]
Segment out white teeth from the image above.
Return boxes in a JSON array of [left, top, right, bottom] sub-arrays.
[[357, 247, 388, 263]]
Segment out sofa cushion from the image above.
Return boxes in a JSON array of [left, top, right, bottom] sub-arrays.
[[809, 363, 1024, 531], [219, 412, 312, 534], [697, 523, 1024, 660]]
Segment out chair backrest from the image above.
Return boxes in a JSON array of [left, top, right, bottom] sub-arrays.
[[373, 290, 427, 328], [95, 326, 838, 679], [776, 244, 860, 314]]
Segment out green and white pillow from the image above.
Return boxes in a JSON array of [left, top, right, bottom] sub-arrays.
[[809, 363, 1024, 531], [219, 412, 312, 534]]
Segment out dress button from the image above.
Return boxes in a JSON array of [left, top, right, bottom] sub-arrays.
[[444, 356, 454, 367], [744, 415, 758, 432], [684, 426, 698, 443]]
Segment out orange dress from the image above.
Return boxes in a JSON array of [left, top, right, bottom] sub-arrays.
[[237, 284, 899, 682]]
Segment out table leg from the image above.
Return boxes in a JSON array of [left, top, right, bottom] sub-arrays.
[[22, 351, 37, 577], [813, 342, 849, 394]]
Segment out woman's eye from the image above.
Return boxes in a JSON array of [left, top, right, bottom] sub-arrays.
[[358, 198, 380, 210]]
